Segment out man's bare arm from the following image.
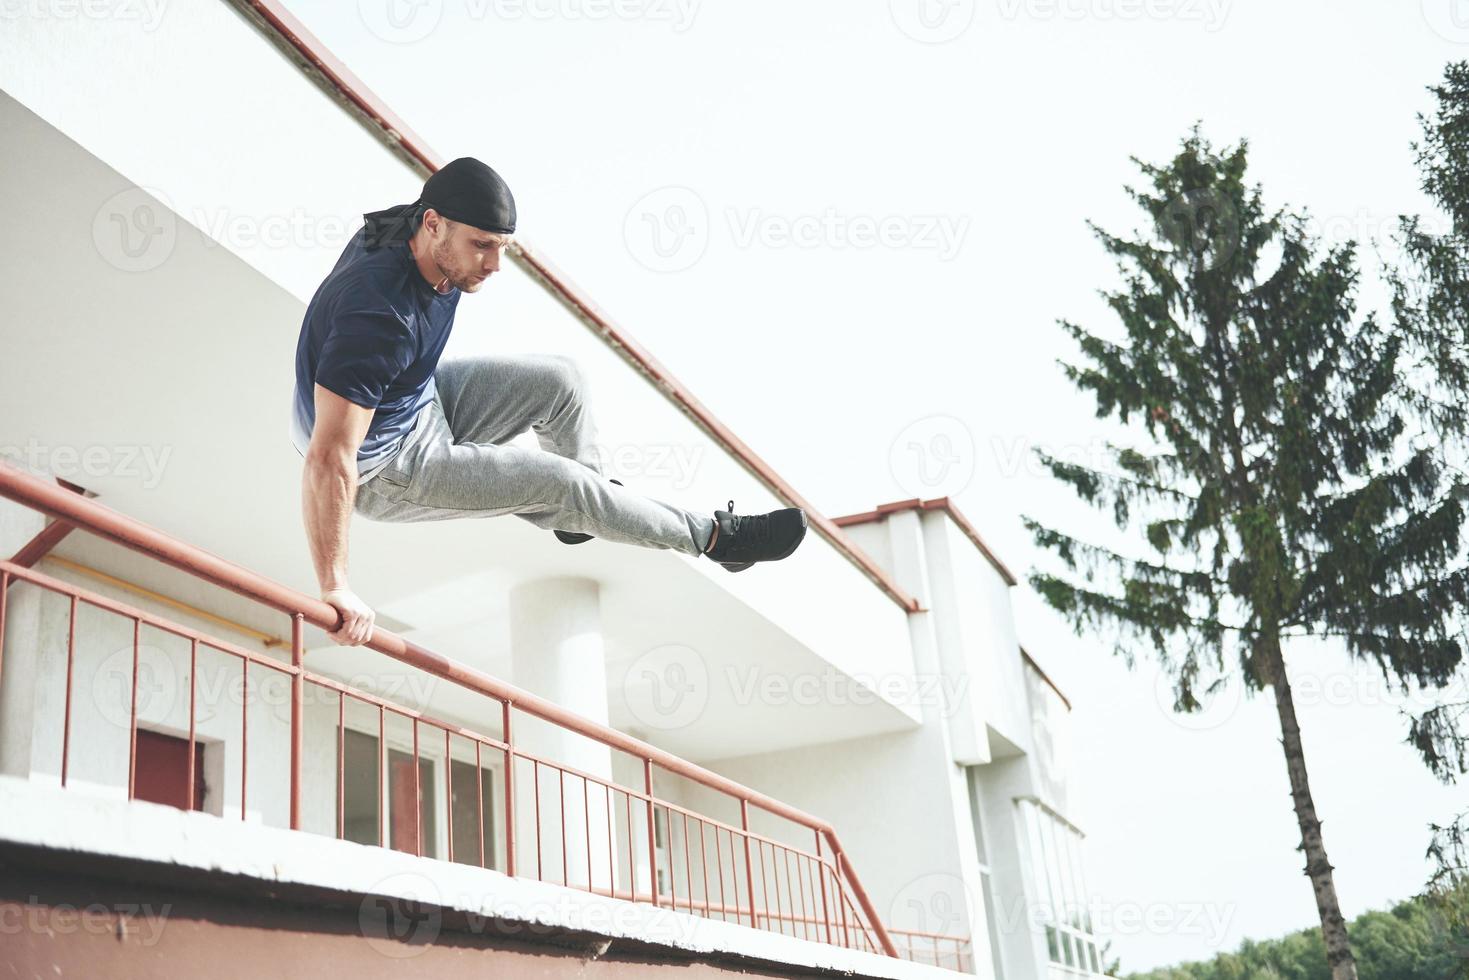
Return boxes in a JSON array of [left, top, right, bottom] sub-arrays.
[[303, 383, 377, 646]]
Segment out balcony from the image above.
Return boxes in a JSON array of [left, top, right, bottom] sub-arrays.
[[0, 462, 972, 976]]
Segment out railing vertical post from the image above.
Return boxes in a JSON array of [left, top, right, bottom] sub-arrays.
[[240, 657, 249, 821], [412, 718, 421, 857], [763, 842, 775, 931], [815, 829, 833, 944], [336, 692, 345, 839], [0, 571, 8, 699], [187, 638, 197, 810], [644, 758, 659, 907], [377, 705, 385, 846], [61, 594, 76, 787], [681, 811, 692, 914], [289, 613, 303, 831], [699, 817, 711, 919], [502, 700, 516, 877], [127, 618, 139, 800], [445, 729, 454, 865], [559, 769, 568, 886], [835, 849, 851, 949], [715, 829, 727, 921], [475, 740, 486, 868], [740, 799, 756, 929], [606, 785, 615, 895], [625, 792, 635, 902]]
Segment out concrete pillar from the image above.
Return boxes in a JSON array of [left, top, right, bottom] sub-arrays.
[[887, 509, 997, 979], [509, 577, 617, 895], [0, 494, 47, 780]]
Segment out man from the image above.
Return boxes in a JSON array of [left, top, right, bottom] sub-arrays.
[[292, 158, 807, 646]]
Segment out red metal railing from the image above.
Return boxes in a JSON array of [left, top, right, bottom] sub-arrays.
[[889, 929, 975, 973], [0, 462, 898, 958]]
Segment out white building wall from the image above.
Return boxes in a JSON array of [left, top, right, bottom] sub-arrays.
[[966, 661, 1089, 980], [1022, 659, 1076, 823], [972, 755, 1048, 980], [924, 514, 1031, 756], [831, 506, 1097, 980]]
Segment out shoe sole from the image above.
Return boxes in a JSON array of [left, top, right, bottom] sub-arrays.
[[555, 531, 594, 545]]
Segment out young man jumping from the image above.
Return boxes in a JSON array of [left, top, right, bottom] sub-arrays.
[[292, 158, 807, 646]]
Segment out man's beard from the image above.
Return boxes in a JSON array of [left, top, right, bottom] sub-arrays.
[[430, 239, 482, 292]]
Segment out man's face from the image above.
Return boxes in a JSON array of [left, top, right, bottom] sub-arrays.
[[426, 212, 508, 293]]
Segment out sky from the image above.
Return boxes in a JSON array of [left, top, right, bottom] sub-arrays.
[[281, 0, 1469, 971]]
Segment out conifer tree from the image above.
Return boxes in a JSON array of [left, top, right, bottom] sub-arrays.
[[1027, 128, 1469, 980], [1393, 62, 1469, 917]]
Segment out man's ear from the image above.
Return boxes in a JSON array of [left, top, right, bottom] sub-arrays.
[[421, 207, 448, 238]]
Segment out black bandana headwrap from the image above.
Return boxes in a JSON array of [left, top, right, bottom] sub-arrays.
[[362, 157, 517, 249]]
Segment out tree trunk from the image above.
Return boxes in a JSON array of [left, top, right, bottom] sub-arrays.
[[1263, 635, 1359, 980]]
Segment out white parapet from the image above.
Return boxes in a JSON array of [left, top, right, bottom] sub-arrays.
[[0, 775, 964, 979]]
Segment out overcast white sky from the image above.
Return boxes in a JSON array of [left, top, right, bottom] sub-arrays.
[[282, 0, 1468, 971]]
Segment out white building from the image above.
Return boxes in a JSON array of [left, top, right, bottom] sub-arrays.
[[0, 4, 1104, 977]]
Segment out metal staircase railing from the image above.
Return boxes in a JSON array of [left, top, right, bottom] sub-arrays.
[[0, 461, 898, 958]]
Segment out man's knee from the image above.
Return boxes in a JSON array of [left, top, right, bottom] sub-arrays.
[[540, 354, 587, 402]]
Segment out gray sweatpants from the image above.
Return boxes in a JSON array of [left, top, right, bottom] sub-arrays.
[[353, 353, 716, 556]]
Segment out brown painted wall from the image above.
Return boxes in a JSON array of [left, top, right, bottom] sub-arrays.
[[0, 843, 878, 979]]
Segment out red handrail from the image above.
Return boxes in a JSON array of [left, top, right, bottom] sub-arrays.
[[0, 461, 898, 957]]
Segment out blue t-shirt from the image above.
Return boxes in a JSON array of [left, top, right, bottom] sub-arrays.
[[290, 228, 460, 479]]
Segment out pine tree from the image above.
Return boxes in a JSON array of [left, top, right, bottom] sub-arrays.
[[1393, 62, 1469, 924], [1026, 127, 1469, 980]]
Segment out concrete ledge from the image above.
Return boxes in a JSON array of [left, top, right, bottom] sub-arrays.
[[0, 776, 960, 978]]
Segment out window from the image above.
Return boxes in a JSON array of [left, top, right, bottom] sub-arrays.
[[336, 729, 437, 858], [1017, 798, 1102, 976], [653, 806, 670, 896], [966, 767, 1007, 980], [388, 748, 436, 857], [449, 757, 495, 868], [341, 729, 380, 846], [339, 726, 498, 868], [134, 729, 206, 812]]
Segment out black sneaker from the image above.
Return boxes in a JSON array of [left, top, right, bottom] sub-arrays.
[[555, 479, 622, 545], [703, 500, 808, 573]]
